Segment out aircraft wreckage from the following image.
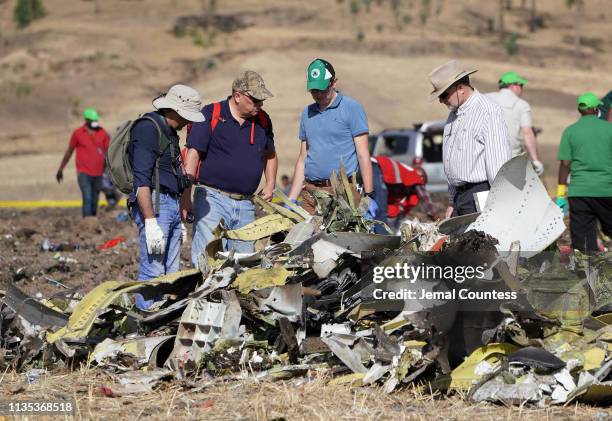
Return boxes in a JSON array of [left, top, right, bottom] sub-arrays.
[[3, 155, 612, 406]]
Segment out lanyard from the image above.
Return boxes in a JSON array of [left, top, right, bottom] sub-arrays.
[[249, 118, 255, 145]]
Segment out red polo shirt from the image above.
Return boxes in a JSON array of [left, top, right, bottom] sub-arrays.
[[68, 125, 110, 177]]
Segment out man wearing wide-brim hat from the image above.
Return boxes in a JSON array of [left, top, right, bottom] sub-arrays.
[[129, 84, 205, 310], [182, 70, 278, 267], [429, 60, 511, 218], [556, 92, 612, 252]]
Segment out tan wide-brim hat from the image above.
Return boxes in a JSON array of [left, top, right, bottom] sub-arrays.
[[153, 84, 205, 122], [428, 60, 477, 101]]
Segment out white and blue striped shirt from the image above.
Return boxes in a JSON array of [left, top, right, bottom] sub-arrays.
[[442, 89, 511, 204]]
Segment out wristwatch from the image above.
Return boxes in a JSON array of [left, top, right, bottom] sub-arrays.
[[364, 190, 376, 199]]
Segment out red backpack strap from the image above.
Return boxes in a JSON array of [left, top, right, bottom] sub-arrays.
[[211, 102, 221, 132], [257, 110, 270, 130], [187, 102, 221, 180]]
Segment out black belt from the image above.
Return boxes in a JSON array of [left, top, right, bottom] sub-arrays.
[[306, 175, 356, 187], [455, 181, 489, 194], [158, 187, 179, 199]]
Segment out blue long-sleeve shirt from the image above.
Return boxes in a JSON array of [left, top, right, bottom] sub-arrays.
[[128, 111, 180, 201]]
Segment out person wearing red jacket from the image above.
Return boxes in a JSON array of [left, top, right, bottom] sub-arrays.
[[372, 156, 436, 230], [56, 108, 110, 217]]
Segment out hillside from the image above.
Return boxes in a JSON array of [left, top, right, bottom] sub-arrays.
[[0, 0, 611, 199]]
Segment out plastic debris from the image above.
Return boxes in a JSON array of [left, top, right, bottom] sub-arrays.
[[98, 236, 126, 250]]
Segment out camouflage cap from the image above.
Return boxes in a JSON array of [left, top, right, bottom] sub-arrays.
[[232, 70, 273, 101]]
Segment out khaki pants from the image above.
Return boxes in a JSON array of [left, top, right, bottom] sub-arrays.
[[301, 181, 361, 215]]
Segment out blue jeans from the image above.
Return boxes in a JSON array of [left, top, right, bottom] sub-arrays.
[[101, 168, 121, 207], [77, 172, 102, 217], [191, 186, 255, 267], [371, 163, 389, 234], [132, 192, 182, 309]]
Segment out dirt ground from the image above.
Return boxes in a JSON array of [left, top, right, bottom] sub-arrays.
[[0, 207, 142, 298]]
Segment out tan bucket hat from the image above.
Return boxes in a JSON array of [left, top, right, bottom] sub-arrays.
[[152, 84, 205, 122], [232, 70, 273, 101], [428, 60, 477, 101]]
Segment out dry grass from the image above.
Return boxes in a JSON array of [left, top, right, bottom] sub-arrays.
[[0, 366, 608, 420]]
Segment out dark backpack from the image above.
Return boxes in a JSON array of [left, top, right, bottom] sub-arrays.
[[105, 115, 174, 215]]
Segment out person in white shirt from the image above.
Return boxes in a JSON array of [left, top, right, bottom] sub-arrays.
[[486, 71, 543, 175], [428, 60, 511, 218]]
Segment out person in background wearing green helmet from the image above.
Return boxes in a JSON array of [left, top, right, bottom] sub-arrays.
[[56, 107, 111, 217], [486, 71, 544, 175], [556, 92, 612, 252]]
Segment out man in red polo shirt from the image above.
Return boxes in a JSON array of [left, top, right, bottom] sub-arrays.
[[56, 108, 110, 217]]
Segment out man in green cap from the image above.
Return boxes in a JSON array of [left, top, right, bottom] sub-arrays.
[[486, 71, 544, 175], [287, 58, 377, 218], [56, 107, 111, 217], [556, 92, 612, 252]]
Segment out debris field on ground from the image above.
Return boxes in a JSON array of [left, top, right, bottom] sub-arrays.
[[2, 156, 612, 412]]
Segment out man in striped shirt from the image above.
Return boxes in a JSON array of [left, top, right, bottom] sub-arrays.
[[428, 60, 511, 218]]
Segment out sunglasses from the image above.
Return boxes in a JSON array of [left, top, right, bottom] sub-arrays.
[[439, 86, 456, 101], [241, 92, 263, 104]]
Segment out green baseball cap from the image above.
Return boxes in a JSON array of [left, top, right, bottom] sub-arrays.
[[577, 92, 604, 110], [83, 107, 100, 121], [307, 59, 335, 91], [499, 71, 528, 86]]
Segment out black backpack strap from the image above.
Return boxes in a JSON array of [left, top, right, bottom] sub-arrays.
[[137, 116, 164, 216]]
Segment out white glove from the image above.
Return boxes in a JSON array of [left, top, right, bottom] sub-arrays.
[[532, 160, 544, 176], [144, 218, 165, 255], [181, 223, 187, 243]]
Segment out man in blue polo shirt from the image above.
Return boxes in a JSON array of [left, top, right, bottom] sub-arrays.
[[129, 84, 204, 309], [182, 71, 278, 266], [287, 58, 377, 217]]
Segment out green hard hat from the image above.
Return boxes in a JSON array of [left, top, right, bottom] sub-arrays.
[[83, 107, 100, 121], [577, 92, 604, 110], [499, 71, 528, 86], [307, 59, 335, 91]]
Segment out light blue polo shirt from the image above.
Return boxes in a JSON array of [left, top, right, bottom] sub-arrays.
[[299, 92, 369, 181]]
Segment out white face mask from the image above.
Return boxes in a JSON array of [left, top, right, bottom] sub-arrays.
[[88, 121, 100, 129]]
